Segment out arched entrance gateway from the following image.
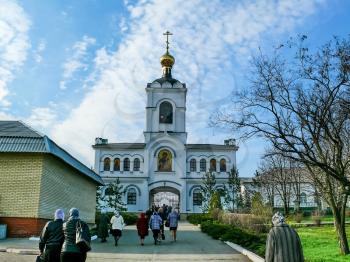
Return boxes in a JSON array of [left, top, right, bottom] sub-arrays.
[[149, 186, 180, 210]]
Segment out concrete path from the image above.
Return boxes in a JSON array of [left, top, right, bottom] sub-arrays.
[[0, 221, 251, 261]]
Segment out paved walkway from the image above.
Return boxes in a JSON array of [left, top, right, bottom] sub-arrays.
[[0, 221, 251, 261]]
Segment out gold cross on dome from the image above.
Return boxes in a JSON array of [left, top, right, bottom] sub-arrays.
[[163, 31, 173, 52]]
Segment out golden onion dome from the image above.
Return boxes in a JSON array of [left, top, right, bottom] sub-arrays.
[[160, 51, 175, 68]]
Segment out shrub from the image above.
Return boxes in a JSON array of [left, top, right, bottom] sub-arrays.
[[95, 211, 138, 226], [312, 211, 322, 226], [187, 213, 212, 225], [201, 220, 266, 257], [294, 212, 303, 223], [218, 212, 270, 234]]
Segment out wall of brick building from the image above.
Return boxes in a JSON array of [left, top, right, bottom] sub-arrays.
[[39, 155, 97, 223], [0, 153, 43, 218], [0, 217, 49, 237]]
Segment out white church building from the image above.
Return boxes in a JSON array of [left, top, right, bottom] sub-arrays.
[[93, 35, 238, 214]]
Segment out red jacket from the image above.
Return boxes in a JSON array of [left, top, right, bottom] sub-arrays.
[[137, 217, 148, 237]]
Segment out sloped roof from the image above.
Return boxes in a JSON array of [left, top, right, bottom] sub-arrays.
[[186, 144, 239, 151], [0, 121, 103, 185]]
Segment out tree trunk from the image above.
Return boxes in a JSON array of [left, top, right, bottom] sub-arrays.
[[332, 203, 349, 255]]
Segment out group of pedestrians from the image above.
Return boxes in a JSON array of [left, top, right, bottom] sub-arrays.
[[97, 206, 180, 246], [39, 208, 90, 262]]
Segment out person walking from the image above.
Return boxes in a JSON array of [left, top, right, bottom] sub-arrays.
[[265, 212, 304, 262], [167, 208, 180, 242], [149, 211, 162, 245], [158, 207, 166, 240], [136, 212, 148, 245], [97, 210, 109, 243], [61, 208, 91, 262], [39, 209, 65, 262], [110, 211, 125, 246]]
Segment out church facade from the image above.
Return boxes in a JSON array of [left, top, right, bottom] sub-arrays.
[[93, 39, 238, 214]]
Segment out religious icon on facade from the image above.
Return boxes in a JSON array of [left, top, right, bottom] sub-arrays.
[[158, 149, 172, 171]]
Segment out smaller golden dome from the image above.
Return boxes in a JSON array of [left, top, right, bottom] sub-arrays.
[[160, 51, 175, 68]]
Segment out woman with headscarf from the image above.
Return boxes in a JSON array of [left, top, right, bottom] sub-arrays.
[[265, 212, 304, 262], [110, 211, 125, 246], [97, 210, 109, 243], [39, 209, 65, 262], [136, 212, 148, 245], [61, 208, 91, 262]]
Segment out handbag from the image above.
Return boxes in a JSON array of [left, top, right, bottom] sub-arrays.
[[76, 220, 91, 252], [165, 220, 170, 227]]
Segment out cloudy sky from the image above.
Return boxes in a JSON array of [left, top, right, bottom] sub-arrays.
[[1, 0, 349, 176]]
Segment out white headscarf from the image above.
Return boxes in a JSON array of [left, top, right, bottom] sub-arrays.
[[114, 211, 120, 217], [272, 212, 285, 226]]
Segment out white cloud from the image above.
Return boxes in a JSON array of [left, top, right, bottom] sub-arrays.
[[60, 35, 96, 90], [27, 107, 57, 129], [33, 39, 46, 63], [51, 0, 326, 170], [0, 0, 31, 107]]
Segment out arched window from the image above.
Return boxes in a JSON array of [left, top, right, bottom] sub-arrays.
[[134, 158, 140, 171], [124, 158, 130, 171], [158, 149, 172, 171], [300, 192, 307, 204], [209, 159, 216, 172], [103, 158, 110, 171], [220, 159, 227, 172], [159, 101, 173, 124], [200, 159, 206, 172], [113, 158, 120, 171], [190, 159, 196, 172], [193, 189, 202, 206], [127, 188, 137, 205]]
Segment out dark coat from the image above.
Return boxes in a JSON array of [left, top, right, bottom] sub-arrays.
[[265, 224, 304, 262], [97, 214, 109, 238], [136, 217, 148, 238], [39, 219, 64, 262], [61, 218, 90, 254]]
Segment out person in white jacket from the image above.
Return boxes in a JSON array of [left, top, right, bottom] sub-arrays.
[[110, 211, 125, 246]]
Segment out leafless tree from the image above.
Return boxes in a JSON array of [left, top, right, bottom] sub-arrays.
[[212, 36, 350, 254]]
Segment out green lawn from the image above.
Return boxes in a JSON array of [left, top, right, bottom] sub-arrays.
[[297, 226, 350, 262], [287, 215, 350, 224]]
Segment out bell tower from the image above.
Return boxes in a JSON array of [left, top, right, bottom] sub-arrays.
[[144, 32, 187, 144]]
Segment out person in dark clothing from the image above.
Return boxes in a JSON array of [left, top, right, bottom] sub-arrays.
[[39, 209, 65, 262], [61, 208, 91, 262], [136, 212, 148, 245], [265, 212, 304, 262], [97, 211, 109, 243]]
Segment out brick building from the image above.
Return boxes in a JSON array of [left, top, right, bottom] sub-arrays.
[[0, 121, 103, 237]]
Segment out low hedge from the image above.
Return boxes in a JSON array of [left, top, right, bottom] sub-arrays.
[[95, 211, 138, 226], [187, 213, 213, 225], [200, 220, 266, 257]]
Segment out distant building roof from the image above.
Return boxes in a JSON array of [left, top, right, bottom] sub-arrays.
[[0, 121, 103, 185], [186, 144, 238, 151]]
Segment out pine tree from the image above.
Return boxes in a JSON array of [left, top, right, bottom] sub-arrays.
[[223, 167, 241, 212], [201, 171, 216, 212], [104, 177, 126, 212]]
